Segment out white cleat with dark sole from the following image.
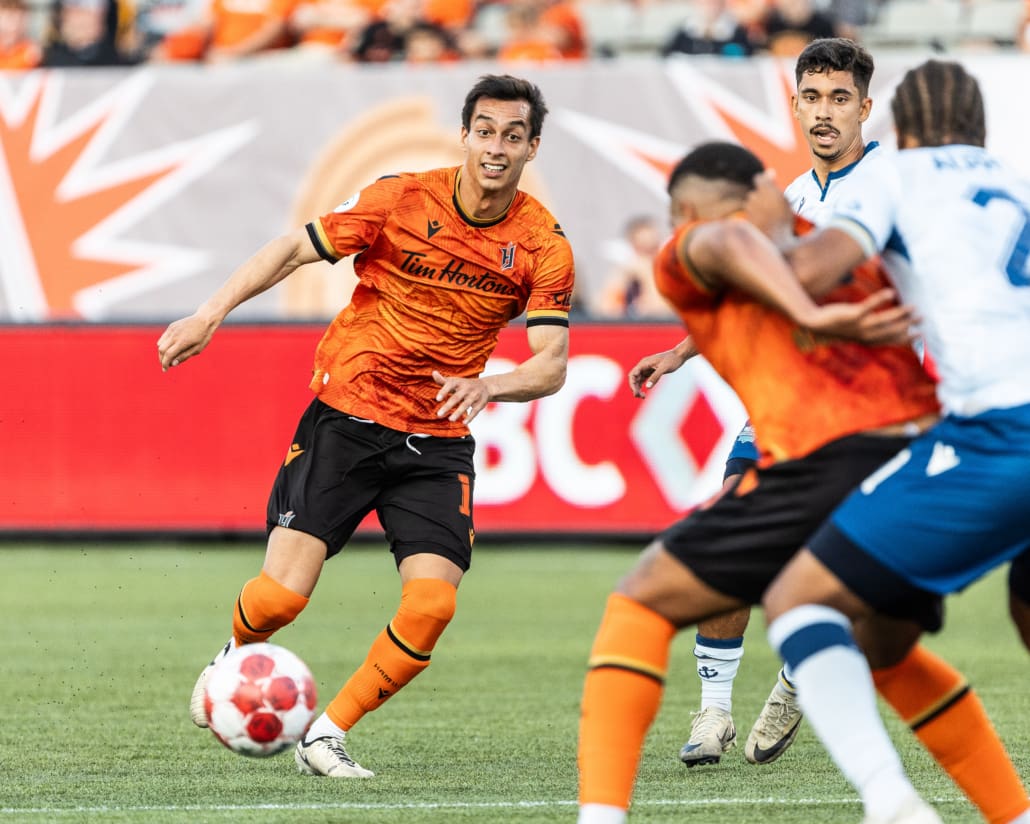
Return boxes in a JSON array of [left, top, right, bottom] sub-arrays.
[[679, 706, 736, 767], [295, 735, 375, 778], [744, 680, 803, 765], [189, 638, 234, 728]]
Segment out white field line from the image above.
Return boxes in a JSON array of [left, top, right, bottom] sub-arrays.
[[0, 796, 968, 815]]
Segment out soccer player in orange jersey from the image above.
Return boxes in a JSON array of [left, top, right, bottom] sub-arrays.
[[577, 142, 1030, 824], [157, 74, 574, 778]]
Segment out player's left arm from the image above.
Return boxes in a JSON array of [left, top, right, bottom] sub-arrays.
[[435, 229, 573, 422], [433, 324, 568, 422]]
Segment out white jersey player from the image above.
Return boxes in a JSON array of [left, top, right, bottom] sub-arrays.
[[759, 59, 1030, 824], [785, 140, 883, 225]]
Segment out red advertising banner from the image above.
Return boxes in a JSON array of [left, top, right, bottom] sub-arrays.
[[0, 324, 745, 536]]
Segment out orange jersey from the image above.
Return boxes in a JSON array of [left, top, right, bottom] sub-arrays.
[[210, 0, 296, 49], [306, 166, 575, 436], [0, 40, 41, 70], [654, 215, 938, 463]]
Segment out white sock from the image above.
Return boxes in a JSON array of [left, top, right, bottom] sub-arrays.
[[577, 803, 627, 824], [305, 712, 346, 741], [769, 605, 918, 820], [1007, 814, 1030, 824], [694, 633, 744, 712]]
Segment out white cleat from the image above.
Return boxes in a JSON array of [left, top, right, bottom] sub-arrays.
[[678, 706, 736, 767], [189, 638, 234, 728], [295, 735, 375, 778], [860, 797, 943, 824], [745, 680, 803, 765]]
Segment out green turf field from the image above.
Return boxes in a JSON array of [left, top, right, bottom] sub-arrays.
[[3, 543, 1027, 823]]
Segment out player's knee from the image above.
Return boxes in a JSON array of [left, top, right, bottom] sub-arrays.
[[395, 578, 457, 650]]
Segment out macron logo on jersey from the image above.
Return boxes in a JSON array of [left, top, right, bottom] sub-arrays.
[[926, 441, 961, 477], [427, 219, 443, 238]]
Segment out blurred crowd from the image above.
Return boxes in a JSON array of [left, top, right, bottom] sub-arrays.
[[0, 0, 1027, 70]]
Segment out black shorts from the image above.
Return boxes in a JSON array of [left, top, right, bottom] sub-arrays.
[[661, 433, 914, 605], [267, 398, 476, 570]]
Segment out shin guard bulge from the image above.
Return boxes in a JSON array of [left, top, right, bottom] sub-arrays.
[[579, 593, 676, 810], [232, 570, 310, 645], [327, 578, 457, 731], [874, 645, 1030, 824]]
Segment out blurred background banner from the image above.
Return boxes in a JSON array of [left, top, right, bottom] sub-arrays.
[[3, 55, 1026, 537], [2, 56, 1029, 324], [0, 323, 744, 536]]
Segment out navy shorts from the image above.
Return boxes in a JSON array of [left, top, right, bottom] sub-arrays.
[[267, 398, 476, 570], [811, 403, 1030, 627]]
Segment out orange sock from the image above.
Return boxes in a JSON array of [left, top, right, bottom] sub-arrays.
[[326, 578, 457, 731], [874, 644, 1030, 824], [578, 593, 676, 810], [232, 570, 309, 645]]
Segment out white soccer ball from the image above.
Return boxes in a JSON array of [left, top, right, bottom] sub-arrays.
[[204, 642, 317, 757]]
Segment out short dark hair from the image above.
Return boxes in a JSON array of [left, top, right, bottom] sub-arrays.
[[667, 141, 765, 194], [461, 75, 549, 140], [794, 37, 875, 98], [891, 60, 986, 148]]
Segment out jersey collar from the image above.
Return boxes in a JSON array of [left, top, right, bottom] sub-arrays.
[[811, 140, 880, 200], [452, 168, 516, 228]]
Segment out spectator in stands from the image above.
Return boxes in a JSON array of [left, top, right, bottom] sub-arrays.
[[539, 0, 586, 58], [404, 18, 458, 59], [761, 0, 838, 55], [133, 0, 206, 57], [497, 0, 564, 61], [290, 0, 370, 56], [662, 0, 753, 57], [351, 0, 453, 60], [824, 0, 871, 41], [497, 0, 584, 61], [594, 214, 675, 320], [0, 0, 42, 68], [727, 0, 771, 48], [44, 0, 141, 65], [153, 0, 297, 62]]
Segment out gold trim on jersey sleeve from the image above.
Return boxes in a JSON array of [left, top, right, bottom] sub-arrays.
[[306, 220, 340, 263], [526, 308, 570, 327]]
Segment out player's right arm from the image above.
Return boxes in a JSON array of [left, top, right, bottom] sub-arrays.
[[686, 217, 913, 343], [157, 226, 320, 371], [628, 336, 698, 398]]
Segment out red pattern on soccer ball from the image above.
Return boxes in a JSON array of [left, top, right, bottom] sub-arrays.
[[204, 643, 317, 757]]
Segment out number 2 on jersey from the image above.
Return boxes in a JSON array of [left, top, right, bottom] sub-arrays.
[[971, 188, 1030, 286]]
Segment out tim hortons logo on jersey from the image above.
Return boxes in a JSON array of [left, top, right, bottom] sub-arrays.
[[500, 242, 516, 270], [399, 249, 517, 295]]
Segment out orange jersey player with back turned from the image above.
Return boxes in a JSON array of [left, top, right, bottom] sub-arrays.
[[158, 74, 573, 780], [577, 141, 1030, 824]]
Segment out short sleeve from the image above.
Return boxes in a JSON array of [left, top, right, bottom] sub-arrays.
[[525, 231, 575, 326], [306, 175, 406, 263], [826, 157, 900, 257]]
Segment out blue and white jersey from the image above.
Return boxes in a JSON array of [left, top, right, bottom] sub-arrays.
[[784, 142, 884, 225], [827, 144, 1030, 417]]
